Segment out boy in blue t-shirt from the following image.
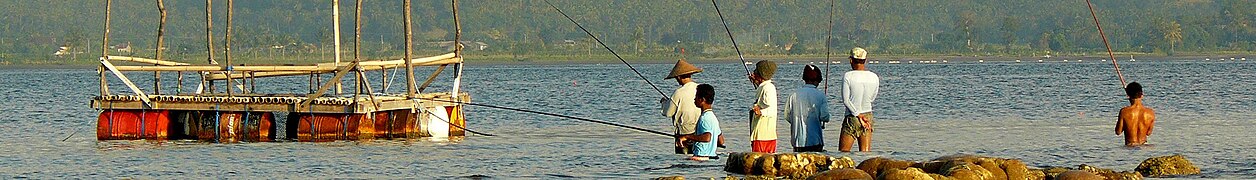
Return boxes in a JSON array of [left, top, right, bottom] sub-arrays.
[[678, 84, 723, 161]]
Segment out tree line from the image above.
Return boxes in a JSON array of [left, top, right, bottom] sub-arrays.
[[1, 0, 1253, 64]]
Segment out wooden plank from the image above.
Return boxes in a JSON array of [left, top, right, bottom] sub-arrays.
[[100, 59, 152, 107], [112, 55, 460, 73], [108, 56, 189, 66]]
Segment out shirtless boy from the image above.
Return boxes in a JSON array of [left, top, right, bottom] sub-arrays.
[[1116, 82, 1156, 146]]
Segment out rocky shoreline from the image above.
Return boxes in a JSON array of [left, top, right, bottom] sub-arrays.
[[655, 153, 1199, 180]]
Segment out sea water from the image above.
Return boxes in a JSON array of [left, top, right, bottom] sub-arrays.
[[0, 60, 1253, 178]]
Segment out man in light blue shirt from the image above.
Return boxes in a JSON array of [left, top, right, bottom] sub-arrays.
[[840, 47, 880, 152], [784, 65, 830, 152]]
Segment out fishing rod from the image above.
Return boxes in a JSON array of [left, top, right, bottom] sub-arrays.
[[423, 97, 672, 137], [710, 0, 753, 86], [822, 0, 836, 94], [543, 0, 669, 99], [1084, 0, 1127, 87]]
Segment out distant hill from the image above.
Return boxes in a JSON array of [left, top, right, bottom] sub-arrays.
[[1, 0, 1252, 64]]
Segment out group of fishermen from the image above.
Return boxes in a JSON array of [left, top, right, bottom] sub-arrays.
[[662, 47, 880, 158], [660, 47, 1158, 159]]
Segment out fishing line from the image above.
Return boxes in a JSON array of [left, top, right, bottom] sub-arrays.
[[417, 103, 496, 137], [710, 0, 753, 85], [544, 0, 668, 99], [823, 0, 836, 94], [422, 97, 672, 137], [1084, 0, 1127, 87]]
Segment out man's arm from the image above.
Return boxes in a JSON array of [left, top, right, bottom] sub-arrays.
[[783, 94, 796, 124], [1145, 109, 1156, 135], [679, 132, 713, 143], [842, 79, 858, 114], [1115, 115, 1126, 135]]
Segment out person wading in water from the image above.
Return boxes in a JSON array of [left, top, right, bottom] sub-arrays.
[[661, 59, 704, 154]]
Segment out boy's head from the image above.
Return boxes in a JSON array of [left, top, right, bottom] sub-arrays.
[[849, 47, 868, 64], [1125, 82, 1143, 99], [802, 65, 823, 85], [753, 60, 777, 81], [694, 84, 715, 109]]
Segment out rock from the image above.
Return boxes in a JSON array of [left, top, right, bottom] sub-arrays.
[[808, 168, 873, 180], [1055, 170, 1104, 180], [1078, 164, 1142, 180], [1000, 159, 1029, 180], [858, 157, 918, 177], [727, 152, 856, 179], [1026, 168, 1046, 180], [938, 161, 992, 180], [926, 173, 951, 180], [975, 159, 1006, 180], [653, 176, 684, 180], [722, 176, 741, 180], [877, 167, 935, 180], [1134, 155, 1201, 177], [744, 175, 775, 180]]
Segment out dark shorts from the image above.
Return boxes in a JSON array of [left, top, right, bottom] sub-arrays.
[[794, 144, 825, 152], [840, 114, 873, 138]]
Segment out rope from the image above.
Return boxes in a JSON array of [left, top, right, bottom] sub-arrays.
[[418, 104, 495, 137], [1084, 0, 1127, 87], [544, 0, 669, 99], [421, 97, 671, 137], [711, 0, 753, 86]]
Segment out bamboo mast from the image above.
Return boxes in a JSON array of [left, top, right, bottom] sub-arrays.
[[450, 0, 463, 99], [403, 0, 416, 98], [100, 0, 112, 96], [225, 0, 234, 96], [152, 0, 165, 95], [204, 0, 216, 94], [333, 0, 343, 95], [354, 0, 363, 95], [156, 0, 173, 94]]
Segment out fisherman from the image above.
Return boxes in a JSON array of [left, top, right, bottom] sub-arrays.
[[661, 59, 703, 154], [839, 47, 879, 152], [677, 84, 724, 161], [748, 60, 779, 153], [1116, 82, 1156, 146], [784, 65, 830, 152]]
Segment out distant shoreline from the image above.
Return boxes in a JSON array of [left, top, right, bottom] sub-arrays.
[[2, 52, 1250, 69]]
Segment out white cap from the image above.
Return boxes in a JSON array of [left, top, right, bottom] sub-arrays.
[[850, 47, 867, 60]]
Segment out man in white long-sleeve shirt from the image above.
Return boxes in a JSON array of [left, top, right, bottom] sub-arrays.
[[661, 59, 703, 154], [839, 47, 880, 152]]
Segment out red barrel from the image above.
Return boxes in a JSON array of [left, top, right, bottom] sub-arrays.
[[97, 110, 170, 140]]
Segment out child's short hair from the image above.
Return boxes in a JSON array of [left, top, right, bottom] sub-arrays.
[[696, 84, 715, 104], [803, 65, 823, 83], [1125, 82, 1143, 98]]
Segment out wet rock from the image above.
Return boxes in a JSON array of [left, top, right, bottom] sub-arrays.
[[1055, 170, 1103, 180], [1134, 154, 1201, 177], [857, 157, 918, 177], [877, 167, 934, 180], [926, 173, 951, 180], [726, 152, 773, 175], [808, 168, 873, 180]]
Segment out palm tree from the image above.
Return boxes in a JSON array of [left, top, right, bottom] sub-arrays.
[[1162, 21, 1184, 56]]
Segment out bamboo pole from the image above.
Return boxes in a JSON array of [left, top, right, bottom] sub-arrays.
[[333, 0, 343, 95], [417, 65, 446, 92], [100, 0, 113, 96], [225, 0, 234, 96], [154, 0, 167, 95], [354, 0, 363, 96], [300, 62, 358, 108], [403, 0, 416, 98], [450, 0, 463, 99], [204, 0, 216, 94]]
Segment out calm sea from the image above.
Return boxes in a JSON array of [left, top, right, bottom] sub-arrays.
[[0, 59, 1253, 178]]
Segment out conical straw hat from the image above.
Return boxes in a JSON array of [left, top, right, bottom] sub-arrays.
[[665, 59, 703, 79]]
